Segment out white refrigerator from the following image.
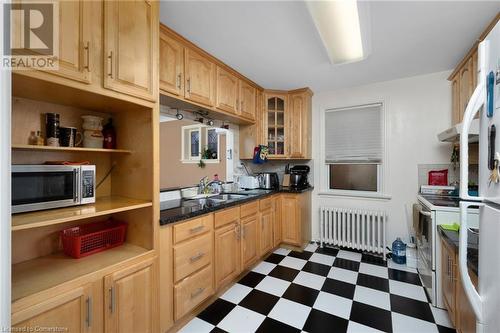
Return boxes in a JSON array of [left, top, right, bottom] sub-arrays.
[[460, 20, 500, 333]]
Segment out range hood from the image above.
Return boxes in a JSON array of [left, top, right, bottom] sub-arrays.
[[437, 119, 479, 143]]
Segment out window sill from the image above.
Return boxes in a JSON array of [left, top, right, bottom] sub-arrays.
[[318, 191, 392, 201], [181, 159, 220, 164]]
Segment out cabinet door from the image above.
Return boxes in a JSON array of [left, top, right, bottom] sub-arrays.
[[185, 48, 216, 107], [273, 195, 282, 247], [215, 222, 241, 289], [241, 214, 259, 269], [289, 93, 305, 158], [451, 74, 461, 125], [12, 285, 94, 333], [11, 0, 92, 84], [266, 94, 288, 157], [457, 274, 477, 333], [459, 58, 474, 120], [260, 208, 274, 256], [160, 32, 184, 96], [441, 241, 457, 327], [216, 66, 239, 114], [104, 0, 157, 101], [281, 195, 300, 246], [239, 80, 256, 120], [105, 259, 156, 333]]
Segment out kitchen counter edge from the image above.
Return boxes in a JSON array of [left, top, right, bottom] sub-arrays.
[[159, 186, 313, 226]]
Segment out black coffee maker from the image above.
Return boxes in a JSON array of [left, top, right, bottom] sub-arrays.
[[289, 165, 310, 189]]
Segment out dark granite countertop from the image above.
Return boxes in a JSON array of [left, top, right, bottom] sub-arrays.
[[160, 186, 313, 225], [437, 225, 478, 276]]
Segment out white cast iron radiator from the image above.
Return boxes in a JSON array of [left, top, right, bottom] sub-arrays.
[[319, 207, 387, 258]]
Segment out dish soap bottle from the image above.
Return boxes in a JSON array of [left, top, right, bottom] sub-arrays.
[[102, 118, 116, 149], [392, 237, 407, 264]]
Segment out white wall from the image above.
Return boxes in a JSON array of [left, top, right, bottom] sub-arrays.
[[311, 71, 453, 245]]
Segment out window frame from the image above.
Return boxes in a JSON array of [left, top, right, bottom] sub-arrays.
[[319, 102, 390, 199], [181, 124, 221, 164]]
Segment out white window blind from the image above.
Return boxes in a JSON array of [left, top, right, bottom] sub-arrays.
[[325, 103, 382, 163]]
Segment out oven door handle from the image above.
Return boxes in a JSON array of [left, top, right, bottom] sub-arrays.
[[73, 169, 80, 203]]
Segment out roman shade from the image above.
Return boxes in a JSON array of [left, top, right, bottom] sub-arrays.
[[325, 103, 382, 163]]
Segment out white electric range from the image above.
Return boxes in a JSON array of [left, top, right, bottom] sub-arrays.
[[415, 194, 479, 309]]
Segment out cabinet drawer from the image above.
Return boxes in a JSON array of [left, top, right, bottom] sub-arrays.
[[259, 197, 273, 211], [240, 201, 259, 219], [174, 264, 213, 321], [174, 233, 212, 282], [214, 207, 240, 228], [173, 214, 213, 244]]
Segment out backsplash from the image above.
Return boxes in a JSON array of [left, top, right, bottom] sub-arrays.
[[236, 160, 314, 185], [417, 163, 478, 189]]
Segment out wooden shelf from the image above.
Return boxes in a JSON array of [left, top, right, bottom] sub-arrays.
[[12, 244, 150, 301], [12, 196, 152, 231], [12, 144, 132, 154]]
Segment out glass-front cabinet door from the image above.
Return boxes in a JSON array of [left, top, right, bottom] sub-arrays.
[[266, 94, 287, 157]]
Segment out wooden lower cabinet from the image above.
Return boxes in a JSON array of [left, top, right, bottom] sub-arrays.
[[441, 239, 457, 327], [214, 219, 241, 289], [12, 285, 95, 333], [174, 265, 214, 321], [273, 195, 283, 247], [241, 213, 259, 269], [104, 258, 157, 333], [281, 191, 311, 247], [440, 238, 478, 333], [457, 273, 477, 333], [259, 208, 274, 256]]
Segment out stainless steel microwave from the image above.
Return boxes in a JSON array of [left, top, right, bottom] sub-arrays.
[[12, 165, 96, 213]]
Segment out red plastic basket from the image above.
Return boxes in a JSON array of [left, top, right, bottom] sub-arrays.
[[60, 219, 128, 259]]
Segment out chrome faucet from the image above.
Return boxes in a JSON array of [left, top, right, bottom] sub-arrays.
[[198, 176, 209, 194], [198, 176, 223, 194]]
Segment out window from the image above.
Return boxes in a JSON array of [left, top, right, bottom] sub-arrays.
[[181, 125, 221, 163], [190, 129, 200, 158], [324, 103, 383, 194]]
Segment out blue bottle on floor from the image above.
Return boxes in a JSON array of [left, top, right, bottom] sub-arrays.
[[392, 237, 406, 264]]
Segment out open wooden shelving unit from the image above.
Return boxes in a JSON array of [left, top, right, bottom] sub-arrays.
[[12, 196, 152, 231], [12, 243, 150, 302], [12, 144, 132, 154], [11, 78, 158, 310]]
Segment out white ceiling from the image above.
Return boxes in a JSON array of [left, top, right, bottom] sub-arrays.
[[160, 1, 500, 93]]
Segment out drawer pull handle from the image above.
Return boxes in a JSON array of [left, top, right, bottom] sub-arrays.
[[191, 287, 205, 299], [190, 225, 204, 233], [190, 252, 205, 263]]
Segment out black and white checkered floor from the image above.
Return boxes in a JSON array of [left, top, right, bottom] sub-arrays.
[[179, 244, 456, 333]]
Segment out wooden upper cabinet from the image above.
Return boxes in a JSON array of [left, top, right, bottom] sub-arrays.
[[105, 259, 156, 333], [451, 74, 461, 125], [160, 32, 184, 96], [239, 80, 257, 120], [12, 285, 94, 332], [216, 66, 239, 114], [184, 48, 216, 107], [12, 0, 92, 84], [104, 0, 157, 101], [265, 94, 288, 157], [459, 58, 474, 117], [288, 90, 312, 159], [55, 0, 92, 84]]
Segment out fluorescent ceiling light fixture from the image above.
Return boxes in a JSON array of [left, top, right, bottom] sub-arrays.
[[306, 0, 371, 65]]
